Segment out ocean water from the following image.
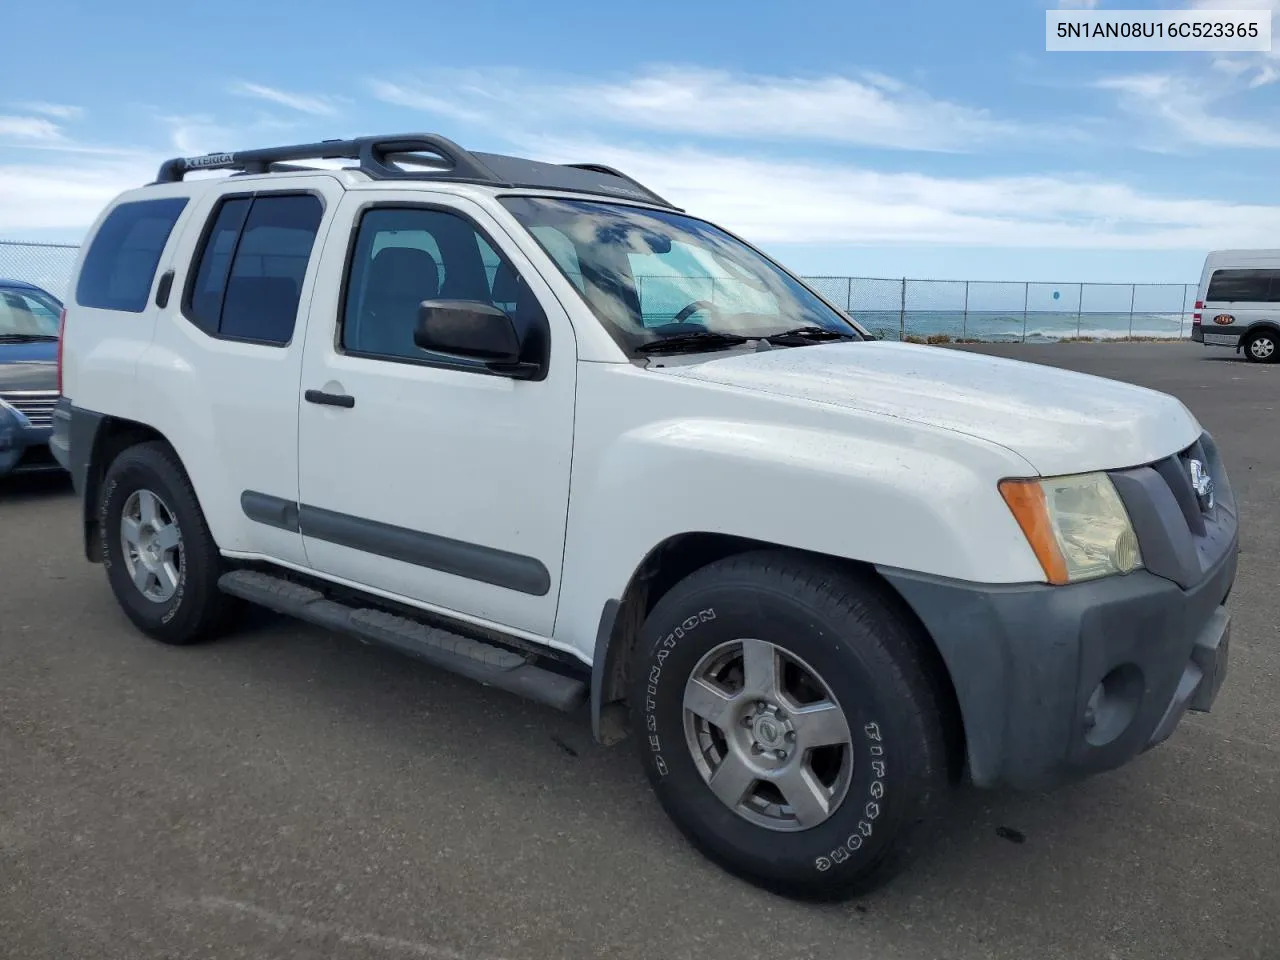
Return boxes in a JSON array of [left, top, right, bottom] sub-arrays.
[[852, 310, 1190, 342]]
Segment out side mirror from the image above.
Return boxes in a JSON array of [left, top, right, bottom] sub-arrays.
[[414, 299, 539, 378]]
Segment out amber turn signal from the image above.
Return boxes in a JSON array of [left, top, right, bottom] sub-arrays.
[[998, 479, 1070, 585]]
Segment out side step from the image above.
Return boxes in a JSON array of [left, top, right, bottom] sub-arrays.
[[218, 570, 588, 712]]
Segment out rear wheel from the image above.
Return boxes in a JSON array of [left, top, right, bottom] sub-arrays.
[[1244, 330, 1278, 363], [630, 551, 954, 901], [99, 441, 239, 645]]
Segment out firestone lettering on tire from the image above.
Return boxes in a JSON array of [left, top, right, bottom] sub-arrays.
[[814, 721, 888, 873]]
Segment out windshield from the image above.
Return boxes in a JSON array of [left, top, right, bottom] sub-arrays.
[[498, 197, 863, 353], [0, 287, 62, 338]]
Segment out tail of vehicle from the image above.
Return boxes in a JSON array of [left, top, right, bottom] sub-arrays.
[[56, 306, 66, 395]]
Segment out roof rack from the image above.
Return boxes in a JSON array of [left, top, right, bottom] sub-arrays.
[[152, 133, 681, 210]]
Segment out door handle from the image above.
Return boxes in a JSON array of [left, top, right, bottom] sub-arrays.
[[154, 269, 174, 309], [304, 389, 355, 409]]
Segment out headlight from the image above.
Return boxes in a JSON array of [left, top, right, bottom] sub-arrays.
[[999, 472, 1142, 585]]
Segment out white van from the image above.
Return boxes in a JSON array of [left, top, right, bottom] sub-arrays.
[[1191, 249, 1280, 363]]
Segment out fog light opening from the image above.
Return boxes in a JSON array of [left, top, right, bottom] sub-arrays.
[[1083, 664, 1143, 747]]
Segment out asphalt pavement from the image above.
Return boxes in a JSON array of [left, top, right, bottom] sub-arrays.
[[2, 341, 1277, 959]]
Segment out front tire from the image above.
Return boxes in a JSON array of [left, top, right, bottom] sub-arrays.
[[630, 551, 953, 901], [99, 440, 238, 645]]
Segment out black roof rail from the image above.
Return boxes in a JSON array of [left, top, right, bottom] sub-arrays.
[[152, 133, 681, 210], [561, 163, 677, 209]]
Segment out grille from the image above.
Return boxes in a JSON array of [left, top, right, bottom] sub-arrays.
[[0, 390, 58, 429], [1110, 431, 1236, 590], [1151, 438, 1214, 538]]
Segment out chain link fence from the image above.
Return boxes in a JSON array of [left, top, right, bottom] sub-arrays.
[[0, 240, 81, 302], [807, 277, 1195, 342], [1, 239, 1194, 342]]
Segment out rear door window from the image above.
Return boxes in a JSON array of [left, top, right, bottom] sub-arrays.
[[184, 193, 324, 345], [75, 197, 188, 312], [1205, 269, 1280, 303]]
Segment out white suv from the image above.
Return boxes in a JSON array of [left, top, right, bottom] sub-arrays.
[[53, 134, 1239, 900]]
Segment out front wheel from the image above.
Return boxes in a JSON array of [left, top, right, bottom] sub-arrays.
[[1244, 330, 1278, 363], [630, 551, 954, 901]]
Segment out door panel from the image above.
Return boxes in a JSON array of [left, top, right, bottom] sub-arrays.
[[140, 178, 342, 565], [296, 192, 576, 636]]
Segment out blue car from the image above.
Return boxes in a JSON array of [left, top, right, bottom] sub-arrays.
[[0, 279, 64, 476]]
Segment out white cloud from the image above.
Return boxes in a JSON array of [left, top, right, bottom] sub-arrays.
[[514, 136, 1280, 250], [1057, 0, 1101, 7], [1209, 53, 1280, 87], [370, 66, 1048, 153], [0, 115, 64, 142], [5, 132, 1274, 252], [228, 81, 340, 116], [1249, 64, 1280, 86], [15, 102, 84, 121], [2, 69, 1277, 256], [0, 158, 150, 232], [155, 114, 234, 156], [155, 111, 307, 159], [1096, 72, 1280, 148], [1189, 0, 1280, 86], [369, 80, 493, 126]]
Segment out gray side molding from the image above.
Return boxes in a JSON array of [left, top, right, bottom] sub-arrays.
[[241, 490, 551, 597]]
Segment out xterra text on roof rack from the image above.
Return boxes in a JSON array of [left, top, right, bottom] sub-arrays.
[[52, 133, 1238, 899]]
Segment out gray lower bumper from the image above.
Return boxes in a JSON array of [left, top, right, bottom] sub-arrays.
[[879, 535, 1237, 792], [49, 395, 72, 471]]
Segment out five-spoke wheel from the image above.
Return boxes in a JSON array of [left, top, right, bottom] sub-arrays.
[[120, 489, 184, 603], [683, 638, 853, 831], [632, 551, 953, 900]]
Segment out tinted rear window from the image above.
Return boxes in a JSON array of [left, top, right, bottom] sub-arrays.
[[75, 197, 188, 312], [184, 193, 323, 345], [1205, 268, 1280, 303]]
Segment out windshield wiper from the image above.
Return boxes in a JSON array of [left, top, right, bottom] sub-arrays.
[[765, 325, 859, 345], [0, 333, 59, 343], [634, 331, 749, 355]]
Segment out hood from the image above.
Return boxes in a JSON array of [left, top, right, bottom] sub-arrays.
[[0, 341, 57, 393], [657, 341, 1200, 476]]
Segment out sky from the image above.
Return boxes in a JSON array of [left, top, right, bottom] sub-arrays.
[[1, 0, 1278, 283]]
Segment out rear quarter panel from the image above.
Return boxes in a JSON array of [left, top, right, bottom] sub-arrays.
[[61, 185, 200, 416]]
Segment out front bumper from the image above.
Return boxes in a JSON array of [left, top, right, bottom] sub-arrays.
[[880, 430, 1238, 792]]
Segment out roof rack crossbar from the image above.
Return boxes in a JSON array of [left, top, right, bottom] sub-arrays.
[[154, 134, 507, 185], [151, 132, 680, 210], [561, 163, 675, 209]]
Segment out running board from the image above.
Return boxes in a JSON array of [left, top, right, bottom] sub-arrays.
[[218, 570, 587, 712]]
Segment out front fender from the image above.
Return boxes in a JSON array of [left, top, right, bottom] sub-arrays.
[[553, 383, 1046, 661]]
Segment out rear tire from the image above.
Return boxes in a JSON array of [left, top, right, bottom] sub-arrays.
[[629, 550, 953, 901], [1244, 330, 1278, 363], [99, 441, 239, 645]]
